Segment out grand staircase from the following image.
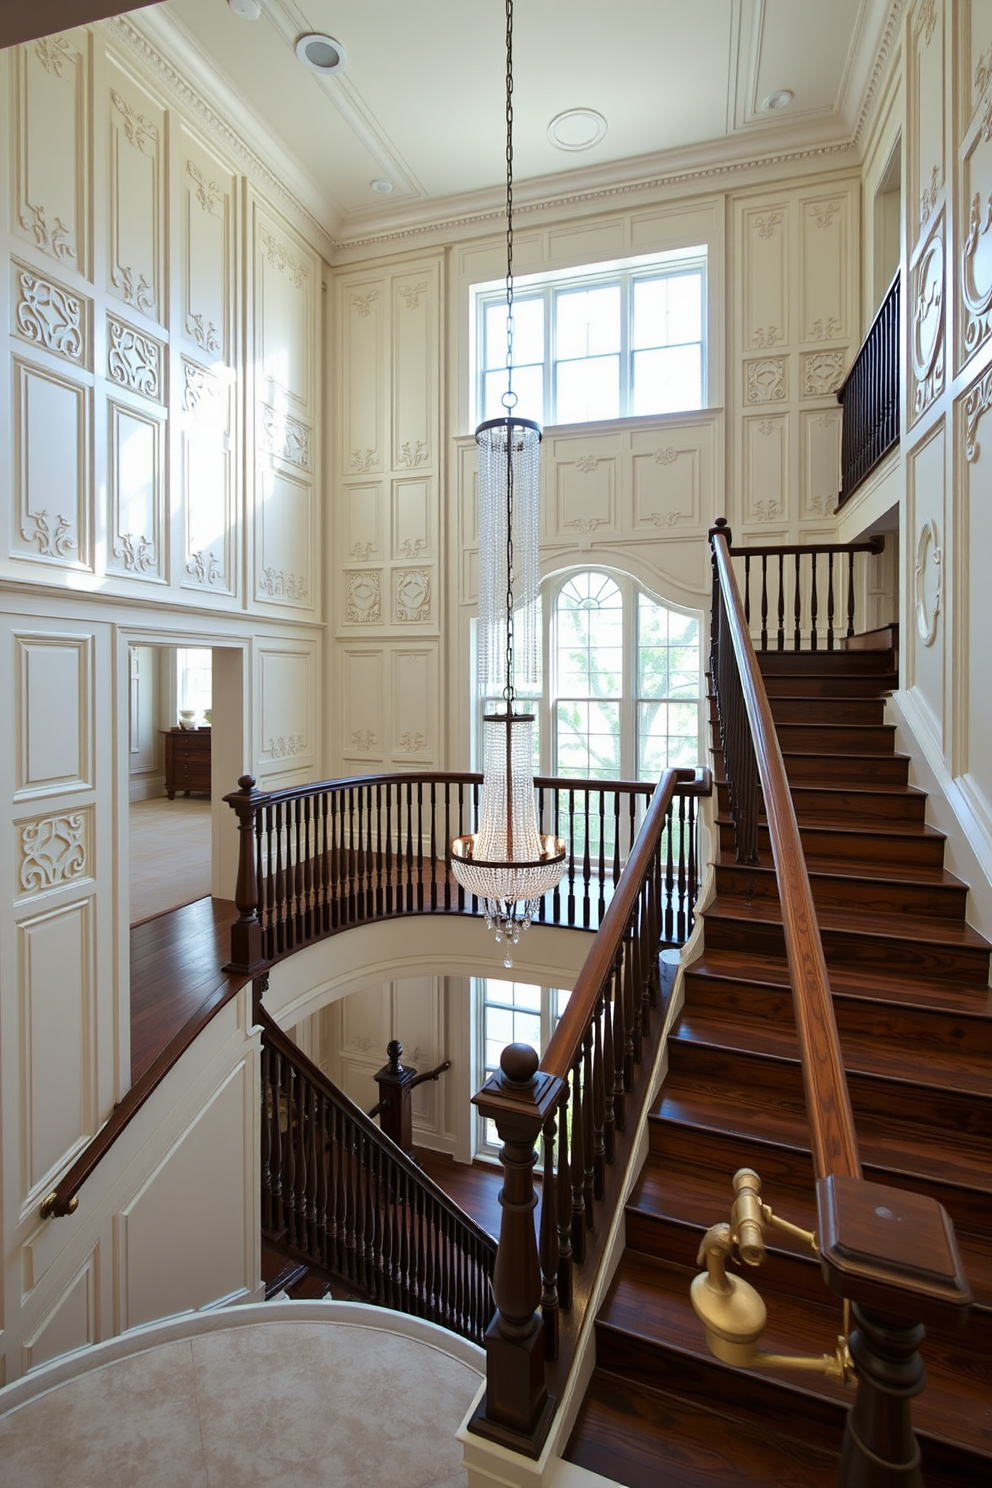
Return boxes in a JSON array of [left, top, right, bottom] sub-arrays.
[[565, 642, 992, 1487]]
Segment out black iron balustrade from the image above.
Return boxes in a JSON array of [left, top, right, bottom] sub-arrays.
[[837, 271, 900, 505]]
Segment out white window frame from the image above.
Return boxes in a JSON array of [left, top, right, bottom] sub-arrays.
[[474, 976, 568, 1159], [473, 247, 708, 428]]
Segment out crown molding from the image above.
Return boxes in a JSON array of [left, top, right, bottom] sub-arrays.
[[853, 0, 906, 146]]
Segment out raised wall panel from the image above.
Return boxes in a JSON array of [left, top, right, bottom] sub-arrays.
[[255, 468, 313, 609], [343, 483, 382, 564], [106, 61, 165, 323], [630, 429, 705, 531], [906, 419, 947, 747], [341, 278, 383, 475], [800, 408, 842, 519], [18, 897, 96, 1208], [392, 567, 434, 628], [14, 634, 92, 799], [390, 265, 437, 471], [392, 478, 432, 560], [12, 358, 90, 569], [22, 1248, 98, 1372], [342, 649, 383, 760], [11, 261, 89, 368], [553, 445, 618, 539], [743, 413, 789, 524], [391, 649, 434, 761], [13, 34, 89, 277], [910, 212, 946, 422], [957, 369, 992, 837], [107, 401, 164, 581], [107, 314, 163, 403], [180, 128, 235, 364], [912, 0, 946, 247], [16, 805, 94, 900], [117, 1062, 254, 1329], [344, 569, 383, 627], [255, 209, 315, 419], [957, 10, 992, 373], [742, 203, 789, 350], [180, 359, 235, 596], [259, 647, 311, 762], [800, 193, 851, 343]]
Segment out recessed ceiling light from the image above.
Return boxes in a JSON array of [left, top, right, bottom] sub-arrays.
[[548, 108, 608, 152], [295, 33, 347, 75], [370, 179, 393, 195], [228, 0, 261, 18], [762, 90, 794, 111]]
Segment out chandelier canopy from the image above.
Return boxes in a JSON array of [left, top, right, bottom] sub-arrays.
[[450, 0, 566, 964]]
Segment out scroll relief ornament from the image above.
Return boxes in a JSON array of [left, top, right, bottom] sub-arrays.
[[397, 440, 427, 468], [751, 325, 783, 349], [394, 569, 431, 623], [108, 318, 160, 399], [113, 264, 154, 315], [964, 364, 992, 462], [803, 350, 846, 397], [975, 43, 992, 106], [962, 189, 992, 356], [187, 550, 222, 585], [347, 571, 381, 623], [398, 281, 428, 310], [22, 510, 76, 558], [186, 159, 223, 215], [913, 234, 945, 415], [808, 200, 841, 230], [269, 735, 303, 758], [351, 730, 377, 752], [261, 230, 307, 289], [919, 164, 942, 229], [182, 360, 220, 417], [397, 732, 427, 753], [753, 212, 783, 240], [19, 812, 87, 893], [186, 311, 220, 354], [16, 270, 84, 362], [574, 454, 598, 472], [351, 290, 377, 318], [746, 358, 786, 404], [111, 90, 157, 152], [914, 518, 942, 647], [261, 405, 310, 469], [34, 34, 78, 77], [20, 203, 76, 265], [260, 568, 308, 602], [114, 532, 156, 574]]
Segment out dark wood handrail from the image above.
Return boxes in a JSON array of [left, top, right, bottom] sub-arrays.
[[711, 530, 859, 1182], [727, 537, 884, 559], [257, 1006, 497, 1257], [541, 766, 702, 1081]]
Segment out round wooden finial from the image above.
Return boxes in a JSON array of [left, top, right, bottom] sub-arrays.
[[387, 1039, 403, 1068], [500, 1042, 539, 1087], [238, 774, 256, 791]]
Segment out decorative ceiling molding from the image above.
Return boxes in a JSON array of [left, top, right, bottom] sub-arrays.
[[853, 0, 906, 146]]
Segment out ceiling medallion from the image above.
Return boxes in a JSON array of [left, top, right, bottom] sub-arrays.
[[548, 108, 608, 152]]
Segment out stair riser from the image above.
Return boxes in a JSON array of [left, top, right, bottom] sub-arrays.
[[770, 698, 887, 725], [782, 752, 910, 785], [758, 650, 896, 676], [716, 782, 926, 825], [718, 821, 946, 869], [714, 863, 968, 919], [683, 972, 992, 1060], [703, 915, 991, 984], [765, 674, 898, 697], [650, 1117, 992, 1236], [774, 724, 897, 754]]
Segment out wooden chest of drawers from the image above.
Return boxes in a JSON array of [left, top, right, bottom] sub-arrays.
[[162, 728, 211, 798]]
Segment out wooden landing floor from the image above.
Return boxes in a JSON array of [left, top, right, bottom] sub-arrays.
[[130, 896, 239, 1084]]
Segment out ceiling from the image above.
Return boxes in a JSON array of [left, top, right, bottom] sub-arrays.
[[124, 1, 895, 245]]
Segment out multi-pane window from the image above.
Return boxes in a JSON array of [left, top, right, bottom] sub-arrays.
[[476, 978, 569, 1154], [476, 250, 706, 427]]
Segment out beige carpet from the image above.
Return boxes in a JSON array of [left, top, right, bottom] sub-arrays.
[[129, 796, 212, 924]]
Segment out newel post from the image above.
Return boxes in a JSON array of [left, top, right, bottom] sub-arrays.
[[818, 1176, 972, 1488], [469, 1043, 564, 1458], [223, 773, 267, 975]]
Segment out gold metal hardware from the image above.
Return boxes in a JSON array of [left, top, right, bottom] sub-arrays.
[[39, 1191, 78, 1219], [691, 1167, 854, 1385]]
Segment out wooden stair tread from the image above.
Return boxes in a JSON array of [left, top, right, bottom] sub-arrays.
[[707, 894, 992, 951], [672, 1010, 992, 1096], [566, 1370, 840, 1488], [723, 855, 966, 889], [599, 1254, 992, 1456]]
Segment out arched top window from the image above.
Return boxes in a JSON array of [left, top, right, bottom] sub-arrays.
[[475, 569, 703, 783]]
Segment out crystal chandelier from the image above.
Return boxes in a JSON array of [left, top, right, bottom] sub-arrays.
[[450, 0, 566, 965]]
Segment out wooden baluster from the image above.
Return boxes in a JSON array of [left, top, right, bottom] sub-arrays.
[[793, 550, 802, 650], [777, 552, 785, 650], [827, 550, 836, 651], [429, 780, 438, 911], [330, 1103, 344, 1274], [601, 965, 617, 1165], [663, 798, 675, 943], [582, 1027, 595, 1227], [416, 780, 425, 912], [567, 786, 576, 926], [272, 801, 286, 956], [760, 553, 769, 651], [283, 1061, 296, 1248], [404, 781, 414, 914], [468, 1044, 561, 1451], [294, 1072, 308, 1251], [306, 1081, 318, 1254], [676, 792, 688, 942], [592, 995, 606, 1200], [622, 930, 636, 1089], [810, 551, 819, 651], [443, 781, 453, 912], [612, 788, 621, 887], [569, 1052, 585, 1262], [551, 787, 563, 924], [271, 1048, 284, 1237], [540, 1112, 559, 1360], [847, 548, 857, 637], [742, 552, 751, 629], [556, 1085, 573, 1312], [687, 792, 698, 937], [293, 798, 304, 946], [223, 775, 266, 973], [398, 1167, 411, 1313], [628, 789, 637, 875], [315, 1090, 328, 1270], [582, 787, 592, 928]]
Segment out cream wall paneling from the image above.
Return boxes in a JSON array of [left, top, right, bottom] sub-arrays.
[[249, 196, 321, 620], [338, 644, 439, 770], [953, 366, 992, 846], [904, 415, 947, 754], [255, 640, 317, 783], [106, 57, 165, 322], [13, 31, 90, 281], [731, 179, 860, 542], [956, 3, 992, 378]]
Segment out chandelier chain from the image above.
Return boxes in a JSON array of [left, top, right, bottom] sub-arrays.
[[503, 0, 515, 708]]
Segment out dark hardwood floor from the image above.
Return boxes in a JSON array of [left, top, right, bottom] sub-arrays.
[[130, 896, 240, 1083]]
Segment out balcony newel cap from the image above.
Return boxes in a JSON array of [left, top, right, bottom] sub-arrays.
[[473, 1042, 563, 1125]]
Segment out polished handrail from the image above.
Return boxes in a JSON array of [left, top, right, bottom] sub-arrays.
[[712, 528, 859, 1181]]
